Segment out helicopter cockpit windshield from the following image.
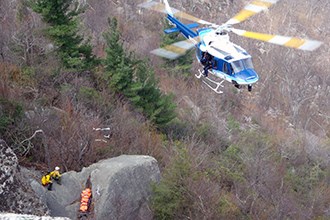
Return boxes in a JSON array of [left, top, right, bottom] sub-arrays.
[[231, 58, 254, 73]]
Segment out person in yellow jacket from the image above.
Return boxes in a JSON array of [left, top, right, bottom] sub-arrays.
[[41, 167, 62, 191], [49, 166, 61, 185], [41, 172, 53, 190]]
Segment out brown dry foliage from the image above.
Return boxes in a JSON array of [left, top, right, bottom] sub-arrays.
[[0, 0, 329, 218]]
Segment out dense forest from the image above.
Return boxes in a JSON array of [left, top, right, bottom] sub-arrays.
[[1, 0, 329, 219]]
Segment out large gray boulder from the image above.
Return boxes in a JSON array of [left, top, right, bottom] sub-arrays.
[[32, 155, 160, 220], [90, 155, 160, 220]]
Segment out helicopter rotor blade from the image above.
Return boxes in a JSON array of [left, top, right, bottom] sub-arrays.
[[226, 0, 280, 25], [151, 36, 200, 59], [138, 1, 214, 26], [230, 28, 323, 51]]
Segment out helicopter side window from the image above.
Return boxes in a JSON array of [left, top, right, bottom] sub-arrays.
[[231, 60, 244, 73]]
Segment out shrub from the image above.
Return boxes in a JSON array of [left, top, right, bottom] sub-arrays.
[[78, 86, 101, 107], [0, 98, 23, 134], [151, 147, 191, 219]]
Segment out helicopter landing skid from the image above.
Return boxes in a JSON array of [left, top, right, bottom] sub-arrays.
[[195, 69, 204, 79], [196, 70, 224, 94]]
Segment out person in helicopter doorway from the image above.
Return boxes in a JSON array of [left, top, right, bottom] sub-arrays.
[[201, 51, 213, 77]]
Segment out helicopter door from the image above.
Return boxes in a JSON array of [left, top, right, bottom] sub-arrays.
[[223, 62, 230, 75], [212, 59, 217, 70]]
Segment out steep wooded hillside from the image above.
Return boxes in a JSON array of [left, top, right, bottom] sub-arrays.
[[0, 0, 329, 219]]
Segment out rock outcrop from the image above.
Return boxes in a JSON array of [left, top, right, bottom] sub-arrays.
[[0, 139, 48, 215], [92, 155, 160, 220], [32, 155, 160, 220], [0, 139, 17, 196], [0, 138, 160, 219], [0, 213, 70, 220]]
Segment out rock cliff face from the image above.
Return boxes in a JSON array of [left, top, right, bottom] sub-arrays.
[[32, 155, 160, 220], [0, 213, 70, 220], [91, 155, 160, 220], [0, 139, 17, 196], [0, 139, 48, 215], [0, 139, 160, 219]]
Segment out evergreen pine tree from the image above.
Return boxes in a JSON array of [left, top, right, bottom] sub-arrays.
[[103, 17, 176, 127], [153, 94, 176, 126], [103, 18, 132, 94], [110, 58, 133, 93], [103, 18, 126, 72], [125, 59, 176, 126], [33, 0, 97, 70]]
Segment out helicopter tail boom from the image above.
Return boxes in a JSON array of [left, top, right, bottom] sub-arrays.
[[166, 15, 198, 39], [148, 14, 199, 59], [161, 0, 198, 39], [164, 23, 199, 34]]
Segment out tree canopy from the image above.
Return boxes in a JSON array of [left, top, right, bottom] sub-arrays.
[[33, 0, 97, 70], [103, 18, 176, 128]]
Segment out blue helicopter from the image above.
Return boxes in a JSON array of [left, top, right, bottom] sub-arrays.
[[138, 0, 323, 93]]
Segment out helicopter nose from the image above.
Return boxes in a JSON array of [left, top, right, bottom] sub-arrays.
[[235, 69, 259, 84]]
